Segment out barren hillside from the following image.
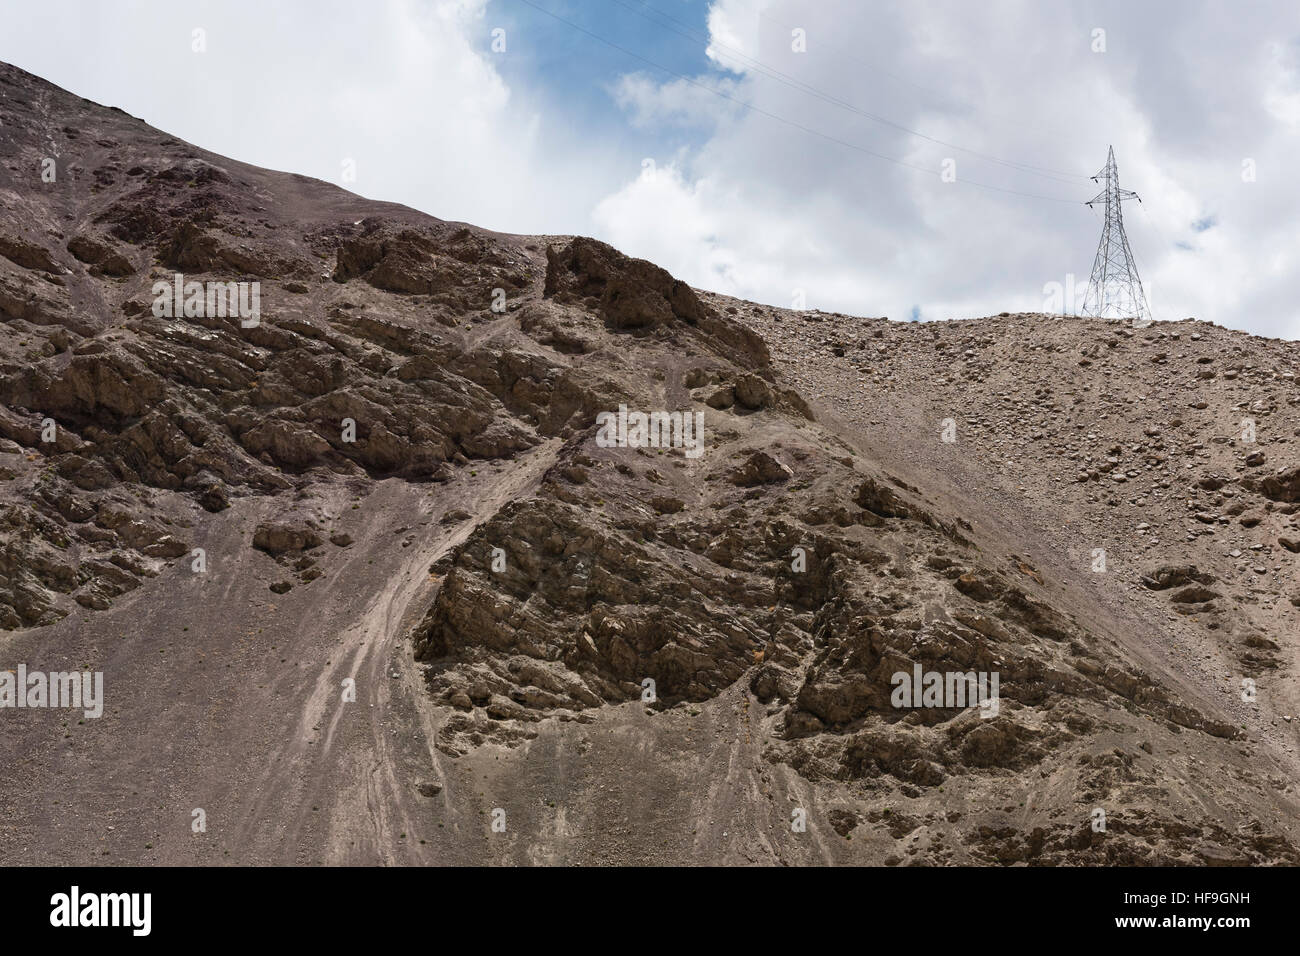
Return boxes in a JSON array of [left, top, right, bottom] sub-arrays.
[[1, 61, 1297, 866]]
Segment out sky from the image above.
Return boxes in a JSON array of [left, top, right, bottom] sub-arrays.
[[1, 0, 1298, 340]]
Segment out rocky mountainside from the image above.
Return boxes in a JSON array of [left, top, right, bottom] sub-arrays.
[[1, 61, 1297, 866]]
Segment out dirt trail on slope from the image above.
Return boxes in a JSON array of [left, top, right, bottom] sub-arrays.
[[304, 439, 561, 865], [0, 442, 559, 865]]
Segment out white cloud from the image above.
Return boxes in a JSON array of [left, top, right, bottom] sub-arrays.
[[1264, 42, 1300, 128], [704, 0, 767, 71], [611, 73, 741, 129]]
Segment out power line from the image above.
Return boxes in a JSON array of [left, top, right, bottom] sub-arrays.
[[752, 8, 1093, 183], [611, 0, 1092, 186], [511, 0, 1084, 205]]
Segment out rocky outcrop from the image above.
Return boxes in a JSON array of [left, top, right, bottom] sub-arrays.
[[544, 236, 707, 331], [333, 221, 528, 305], [728, 450, 793, 486], [67, 235, 135, 277], [1244, 465, 1300, 503]]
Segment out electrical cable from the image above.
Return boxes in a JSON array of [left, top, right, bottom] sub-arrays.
[[512, 0, 1086, 205], [610, 0, 1093, 186]]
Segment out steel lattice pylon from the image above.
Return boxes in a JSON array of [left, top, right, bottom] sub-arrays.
[[1080, 146, 1151, 324]]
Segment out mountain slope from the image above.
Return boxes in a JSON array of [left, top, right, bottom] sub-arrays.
[[0, 61, 1296, 866]]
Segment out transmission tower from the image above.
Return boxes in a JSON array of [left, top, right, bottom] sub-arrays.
[[1080, 146, 1151, 324]]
